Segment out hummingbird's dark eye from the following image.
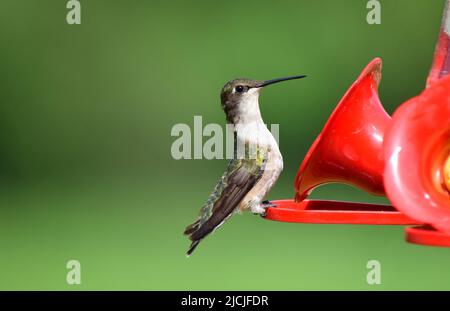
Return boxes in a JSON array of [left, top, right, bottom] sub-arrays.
[[235, 85, 245, 93]]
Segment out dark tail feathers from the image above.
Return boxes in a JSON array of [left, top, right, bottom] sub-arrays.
[[183, 219, 200, 235], [184, 220, 202, 256], [186, 240, 201, 256]]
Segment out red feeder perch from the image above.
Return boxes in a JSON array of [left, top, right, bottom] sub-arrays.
[[264, 1, 450, 247], [265, 200, 418, 225]]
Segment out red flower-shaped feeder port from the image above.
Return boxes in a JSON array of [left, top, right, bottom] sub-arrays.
[[264, 1, 450, 247], [294, 58, 388, 202], [384, 75, 450, 246]]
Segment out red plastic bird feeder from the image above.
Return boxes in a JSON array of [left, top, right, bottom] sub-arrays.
[[264, 1, 450, 247]]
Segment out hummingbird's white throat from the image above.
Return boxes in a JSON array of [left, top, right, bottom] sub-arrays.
[[235, 87, 263, 124], [234, 87, 280, 156]]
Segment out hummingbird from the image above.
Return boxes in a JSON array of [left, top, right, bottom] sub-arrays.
[[184, 75, 306, 255]]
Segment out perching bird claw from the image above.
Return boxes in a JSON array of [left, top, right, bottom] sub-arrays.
[[259, 200, 277, 217]]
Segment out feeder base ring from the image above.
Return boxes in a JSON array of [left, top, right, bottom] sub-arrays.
[[406, 225, 450, 247]]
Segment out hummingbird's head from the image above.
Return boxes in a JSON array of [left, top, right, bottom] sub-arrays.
[[220, 75, 306, 124]]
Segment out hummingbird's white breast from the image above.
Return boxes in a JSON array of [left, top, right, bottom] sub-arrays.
[[234, 88, 283, 213]]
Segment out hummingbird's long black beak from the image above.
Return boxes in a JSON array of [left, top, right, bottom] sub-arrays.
[[257, 75, 307, 88], [257, 75, 306, 87]]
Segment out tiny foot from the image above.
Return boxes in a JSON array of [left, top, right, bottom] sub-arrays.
[[259, 200, 278, 217], [262, 200, 277, 208]]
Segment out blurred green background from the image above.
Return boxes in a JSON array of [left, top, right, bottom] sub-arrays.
[[0, 0, 449, 290]]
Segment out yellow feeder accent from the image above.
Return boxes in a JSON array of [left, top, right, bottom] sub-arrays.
[[445, 155, 450, 193]]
